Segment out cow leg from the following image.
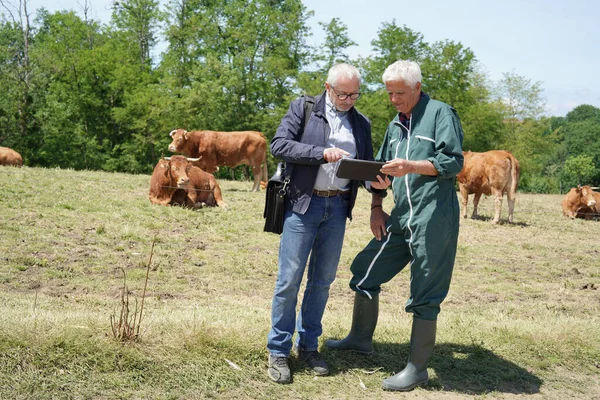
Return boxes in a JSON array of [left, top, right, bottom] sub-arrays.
[[251, 165, 261, 192], [211, 182, 228, 210], [204, 192, 216, 206], [185, 196, 197, 209], [187, 188, 198, 205], [262, 160, 268, 183], [459, 185, 469, 219], [491, 189, 502, 224], [472, 192, 482, 219], [506, 191, 516, 223]]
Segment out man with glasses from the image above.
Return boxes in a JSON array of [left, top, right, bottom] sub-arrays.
[[266, 63, 374, 384]]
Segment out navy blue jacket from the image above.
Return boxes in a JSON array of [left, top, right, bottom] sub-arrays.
[[270, 92, 373, 220]]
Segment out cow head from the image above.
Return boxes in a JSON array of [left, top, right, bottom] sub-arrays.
[[576, 185, 597, 207], [162, 155, 192, 188], [168, 129, 189, 153]]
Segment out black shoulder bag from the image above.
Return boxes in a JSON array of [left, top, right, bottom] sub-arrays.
[[263, 95, 315, 234]]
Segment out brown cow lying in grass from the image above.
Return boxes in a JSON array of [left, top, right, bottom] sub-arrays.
[[149, 156, 227, 209], [0, 146, 23, 167], [457, 150, 520, 224], [167, 128, 268, 192], [562, 185, 599, 220]]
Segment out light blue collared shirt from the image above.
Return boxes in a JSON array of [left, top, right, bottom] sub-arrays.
[[313, 94, 357, 191]]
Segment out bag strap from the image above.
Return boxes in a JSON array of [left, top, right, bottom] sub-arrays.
[[300, 95, 315, 140], [283, 95, 315, 180]]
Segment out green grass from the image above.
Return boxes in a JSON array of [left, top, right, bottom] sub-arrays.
[[0, 165, 599, 399]]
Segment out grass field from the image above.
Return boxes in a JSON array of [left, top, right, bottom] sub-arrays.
[[0, 165, 599, 399]]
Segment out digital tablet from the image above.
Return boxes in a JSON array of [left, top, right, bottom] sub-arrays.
[[336, 158, 386, 181]]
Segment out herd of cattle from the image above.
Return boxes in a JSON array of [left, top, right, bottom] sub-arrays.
[[148, 129, 268, 210], [1, 135, 599, 221]]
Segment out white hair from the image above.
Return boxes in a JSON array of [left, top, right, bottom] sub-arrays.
[[382, 60, 422, 88], [326, 63, 361, 87]]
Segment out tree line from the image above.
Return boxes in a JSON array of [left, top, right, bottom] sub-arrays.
[[1, 0, 598, 193]]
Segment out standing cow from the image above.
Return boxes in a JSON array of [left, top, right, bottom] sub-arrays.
[[0, 146, 23, 167], [168, 129, 268, 192], [149, 156, 227, 209], [457, 150, 520, 224], [562, 185, 599, 220]]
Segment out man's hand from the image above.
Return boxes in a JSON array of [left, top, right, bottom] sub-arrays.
[[323, 147, 350, 163], [380, 158, 413, 177], [370, 174, 391, 190], [370, 207, 389, 241], [381, 158, 438, 177]]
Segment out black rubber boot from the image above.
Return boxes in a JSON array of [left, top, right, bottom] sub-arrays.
[[382, 318, 437, 391], [325, 292, 378, 354]]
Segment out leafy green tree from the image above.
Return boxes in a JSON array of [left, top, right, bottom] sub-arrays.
[[460, 102, 505, 152], [159, 0, 312, 177], [562, 119, 600, 184], [297, 17, 356, 96], [356, 21, 428, 148], [563, 154, 597, 187], [318, 17, 356, 70], [0, 0, 33, 158], [0, 20, 22, 148], [506, 118, 562, 193], [494, 71, 546, 120], [111, 0, 161, 65], [352, 88, 390, 150], [564, 104, 600, 123], [360, 20, 427, 87], [29, 10, 112, 169], [420, 39, 475, 109], [494, 71, 546, 148], [455, 66, 505, 152]]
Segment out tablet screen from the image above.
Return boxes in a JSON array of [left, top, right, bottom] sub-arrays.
[[336, 158, 386, 181]]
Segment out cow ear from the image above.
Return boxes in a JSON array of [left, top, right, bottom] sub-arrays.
[[183, 130, 189, 140]]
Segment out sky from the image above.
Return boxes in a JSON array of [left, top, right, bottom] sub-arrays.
[[17, 0, 600, 117]]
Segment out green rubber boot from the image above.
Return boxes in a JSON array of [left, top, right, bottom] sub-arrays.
[[382, 318, 437, 391], [325, 292, 378, 354]]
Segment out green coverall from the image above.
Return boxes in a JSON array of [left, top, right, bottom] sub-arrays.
[[349, 94, 464, 321]]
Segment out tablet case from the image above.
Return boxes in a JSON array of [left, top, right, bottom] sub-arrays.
[[336, 158, 386, 181]]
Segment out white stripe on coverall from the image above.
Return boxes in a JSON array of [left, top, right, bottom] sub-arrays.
[[356, 116, 416, 298]]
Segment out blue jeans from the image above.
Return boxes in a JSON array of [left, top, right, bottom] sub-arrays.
[[267, 194, 349, 357]]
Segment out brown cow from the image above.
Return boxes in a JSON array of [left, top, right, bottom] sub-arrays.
[[0, 146, 23, 167], [562, 185, 599, 220], [457, 150, 520, 224], [168, 129, 268, 192], [149, 156, 227, 209]]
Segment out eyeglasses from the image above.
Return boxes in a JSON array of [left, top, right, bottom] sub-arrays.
[[330, 86, 361, 101]]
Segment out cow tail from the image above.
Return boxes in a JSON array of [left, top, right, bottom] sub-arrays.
[[510, 155, 520, 197]]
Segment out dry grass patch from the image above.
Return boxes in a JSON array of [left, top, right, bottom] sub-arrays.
[[0, 165, 599, 399]]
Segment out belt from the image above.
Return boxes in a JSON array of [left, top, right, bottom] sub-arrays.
[[312, 189, 351, 197]]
